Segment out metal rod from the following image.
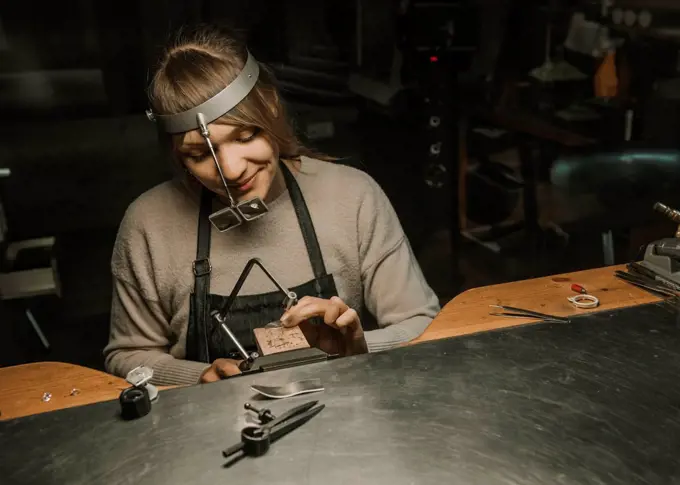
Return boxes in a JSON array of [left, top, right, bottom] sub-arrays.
[[216, 258, 295, 319], [214, 313, 251, 362], [208, 258, 298, 360], [197, 112, 236, 207], [26, 309, 50, 350]]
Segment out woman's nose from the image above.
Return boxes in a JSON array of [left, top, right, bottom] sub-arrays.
[[215, 146, 247, 181]]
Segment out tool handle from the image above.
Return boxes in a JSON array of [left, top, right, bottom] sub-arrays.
[[269, 404, 325, 442], [222, 441, 245, 458], [571, 284, 587, 294]]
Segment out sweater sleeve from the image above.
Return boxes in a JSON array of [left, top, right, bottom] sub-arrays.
[[103, 204, 210, 386], [104, 278, 210, 386], [357, 175, 441, 352]]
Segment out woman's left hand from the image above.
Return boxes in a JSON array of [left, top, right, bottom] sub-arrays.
[[280, 296, 368, 356]]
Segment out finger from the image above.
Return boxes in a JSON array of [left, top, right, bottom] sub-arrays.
[[282, 297, 347, 324], [350, 337, 369, 356], [323, 299, 345, 325], [215, 364, 229, 379], [291, 296, 326, 312], [329, 297, 350, 326], [280, 296, 324, 322], [282, 301, 331, 327], [334, 309, 367, 356], [335, 308, 360, 329], [216, 360, 241, 378], [296, 295, 321, 307], [298, 319, 320, 346], [330, 296, 350, 313], [306, 321, 344, 355], [201, 369, 220, 383], [328, 297, 350, 330]]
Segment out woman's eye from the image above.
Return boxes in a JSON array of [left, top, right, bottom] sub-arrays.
[[237, 127, 260, 143], [185, 153, 207, 163]]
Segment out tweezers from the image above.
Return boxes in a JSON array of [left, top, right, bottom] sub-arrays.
[[614, 270, 679, 298], [489, 305, 570, 324]]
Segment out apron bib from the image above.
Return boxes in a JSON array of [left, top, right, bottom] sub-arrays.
[[185, 162, 339, 363]]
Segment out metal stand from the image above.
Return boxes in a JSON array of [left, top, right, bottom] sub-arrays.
[[209, 258, 330, 374]]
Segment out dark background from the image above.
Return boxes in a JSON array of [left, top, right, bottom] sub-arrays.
[[2, 0, 679, 370]]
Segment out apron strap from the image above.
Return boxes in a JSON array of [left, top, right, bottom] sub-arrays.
[[279, 161, 329, 282], [192, 161, 328, 361], [193, 189, 213, 363]]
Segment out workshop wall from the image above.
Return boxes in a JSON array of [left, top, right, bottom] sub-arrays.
[[2, 0, 680, 373], [2, 116, 170, 240]]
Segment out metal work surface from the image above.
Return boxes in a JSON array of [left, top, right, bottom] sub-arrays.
[[2, 302, 680, 484]]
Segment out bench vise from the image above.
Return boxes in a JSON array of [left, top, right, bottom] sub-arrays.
[[640, 202, 680, 285]]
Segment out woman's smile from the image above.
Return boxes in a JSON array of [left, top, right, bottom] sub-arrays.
[[178, 122, 280, 203], [228, 170, 259, 193]]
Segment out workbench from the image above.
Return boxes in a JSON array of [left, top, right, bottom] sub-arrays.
[[0, 264, 658, 422], [2, 289, 678, 484]]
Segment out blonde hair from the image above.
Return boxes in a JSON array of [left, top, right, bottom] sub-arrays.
[[148, 24, 332, 163]]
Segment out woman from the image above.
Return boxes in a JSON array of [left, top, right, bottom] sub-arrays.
[[104, 25, 440, 386]]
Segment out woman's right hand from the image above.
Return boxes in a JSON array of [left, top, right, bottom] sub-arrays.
[[200, 358, 243, 383]]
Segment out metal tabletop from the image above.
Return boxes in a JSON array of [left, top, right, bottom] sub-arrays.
[[2, 301, 680, 485]]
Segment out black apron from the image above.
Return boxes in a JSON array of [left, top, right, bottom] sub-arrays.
[[185, 162, 339, 363]]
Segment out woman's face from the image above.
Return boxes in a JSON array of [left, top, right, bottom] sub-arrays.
[[176, 121, 279, 203]]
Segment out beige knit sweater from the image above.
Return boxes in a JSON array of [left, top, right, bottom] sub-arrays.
[[104, 157, 441, 386]]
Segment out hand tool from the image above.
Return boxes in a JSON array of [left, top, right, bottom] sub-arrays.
[[244, 402, 275, 424], [614, 270, 679, 298], [222, 400, 324, 463], [250, 379, 325, 399], [571, 283, 587, 294], [628, 262, 680, 292], [489, 305, 570, 324]]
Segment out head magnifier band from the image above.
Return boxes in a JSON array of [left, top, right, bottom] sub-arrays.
[[145, 50, 269, 232], [145, 50, 260, 134], [195, 110, 270, 233]]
